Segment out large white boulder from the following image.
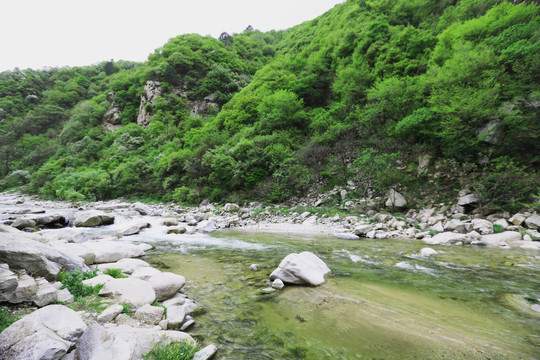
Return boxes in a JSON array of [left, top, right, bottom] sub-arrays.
[[74, 324, 194, 360], [472, 219, 493, 234], [0, 227, 88, 281], [423, 232, 467, 245], [50, 243, 96, 265], [82, 240, 147, 263], [134, 304, 164, 325], [333, 233, 360, 240], [0, 305, 87, 360], [269, 252, 331, 286], [99, 278, 156, 309], [480, 231, 522, 246], [147, 272, 186, 301], [74, 211, 114, 227], [196, 220, 217, 233], [130, 267, 161, 281]]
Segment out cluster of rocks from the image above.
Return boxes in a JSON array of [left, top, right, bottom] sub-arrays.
[[0, 201, 217, 360]]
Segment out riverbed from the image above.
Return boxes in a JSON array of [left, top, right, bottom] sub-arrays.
[[138, 229, 540, 359]]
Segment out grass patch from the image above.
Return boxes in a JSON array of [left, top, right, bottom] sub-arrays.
[[57, 268, 102, 301], [104, 268, 128, 279], [142, 339, 198, 360], [0, 307, 20, 333], [493, 224, 504, 234], [121, 302, 135, 316]]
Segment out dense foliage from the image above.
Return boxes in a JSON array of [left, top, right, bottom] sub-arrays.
[[0, 0, 538, 211]]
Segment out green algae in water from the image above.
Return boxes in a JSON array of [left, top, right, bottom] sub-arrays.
[[145, 232, 540, 359]]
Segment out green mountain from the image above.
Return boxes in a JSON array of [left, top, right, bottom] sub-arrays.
[[0, 0, 538, 211]]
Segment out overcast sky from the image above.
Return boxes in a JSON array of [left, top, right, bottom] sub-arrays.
[[0, 0, 344, 72]]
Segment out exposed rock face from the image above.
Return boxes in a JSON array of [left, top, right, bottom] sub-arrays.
[[269, 252, 331, 286], [385, 189, 407, 208], [103, 106, 122, 131], [137, 80, 161, 127], [0, 228, 88, 281], [74, 324, 195, 360], [73, 211, 114, 227], [0, 305, 87, 360]]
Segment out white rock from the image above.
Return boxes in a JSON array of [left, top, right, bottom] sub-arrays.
[[99, 278, 156, 309], [0, 264, 18, 302], [194, 344, 218, 360], [57, 288, 74, 304], [333, 233, 360, 240], [82, 274, 114, 287], [472, 219, 494, 235], [249, 264, 259, 271], [196, 220, 217, 233], [423, 232, 467, 245], [120, 222, 150, 236], [269, 252, 331, 286], [10, 274, 38, 303], [166, 305, 186, 329], [271, 278, 285, 289], [509, 213, 526, 226], [0, 305, 86, 360], [457, 194, 478, 206], [302, 215, 318, 226], [420, 248, 437, 256], [524, 215, 540, 230], [98, 258, 151, 275], [74, 324, 194, 360], [353, 225, 374, 236], [223, 203, 239, 212], [130, 267, 161, 281], [51, 243, 96, 265], [493, 218, 509, 230], [480, 231, 522, 246], [97, 304, 124, 323], [34, 277, 58, 307], [82, 240, 147, 263], [523, 234, 533, 242], [385, 189, 407, 208], [134, 304, 165, 325], [147, 272, 186, 301], [74, 210, 114, 227], [430, 221, 444, 233]]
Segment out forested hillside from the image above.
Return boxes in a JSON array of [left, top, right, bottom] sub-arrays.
[[1, 0, 538, 212]]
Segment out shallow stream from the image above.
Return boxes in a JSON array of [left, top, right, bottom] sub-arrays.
[[138, 229, 540, 359]]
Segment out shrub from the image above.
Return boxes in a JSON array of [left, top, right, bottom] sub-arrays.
[[142, 339, 198, 360], [493, 224, 504, 234], [0, 307, 19, 333], [104, 268, 127, 279], [121, 302, 134, 316], [57, 269, 101, 300]]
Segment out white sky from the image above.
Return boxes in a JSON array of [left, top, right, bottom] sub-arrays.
[[0, 0, 344, 72]]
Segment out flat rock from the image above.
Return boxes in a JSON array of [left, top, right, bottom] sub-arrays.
[[82, 240, 147, 263], [0, 227, 88, 281], [97, 304, 124, 323], [74, 324, 194, 360], [333, 233, 360, 240], [130, 267, 161, 281], [82, 274, 114, 287], [50, 243, 96, 265], [0, 305, 87, 360], [74, 210, 114, 227], [269, 252, 331, 286], [194, 344, 218, 360], [97, 258, 151, 275], [480, 231, 522, 246], [120, 222, 150, 236], [423, 232, 467, 245], [99, 278, 156, 309]]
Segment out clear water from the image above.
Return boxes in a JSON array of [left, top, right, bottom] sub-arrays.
[[142, 230, 540, 360]]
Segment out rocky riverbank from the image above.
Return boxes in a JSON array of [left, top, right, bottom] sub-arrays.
[[0, 190, 539, 359]]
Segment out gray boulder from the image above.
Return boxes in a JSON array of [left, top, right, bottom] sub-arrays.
[[524, 215, 540, 230], [457, 194, 478, 206], [385, 189, 407, 208], [97, 304, 123, 323], [480, 231, 522, 246], [82, 240, 147, 263], [0, 264, 18, 302], [99, 278, 156, 309], [269, 252, 331, 286], [194, 344, 218, 360], [74, 324, 194, 360], [353, 225, 374, 236], [10, 274, 38, 304], [33, 277, 58, 307], [130, 267, 161, 281], [11, 218, 37, 230], [472, 219, 493, 234], [147, 272, 186, 301], [196, 220, 217, 233], [120, 222, 150, 236], [74, 211, 114, 227], [0, 305, 87, 360], [223, 203, 239, 212], [333, 233, 360, 240], [509, 213, 526, 226], [50, 243, 95, 265], [0, 228, 88, 281], [166, 305, 187, 329], [134, 304, 164, 325]]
